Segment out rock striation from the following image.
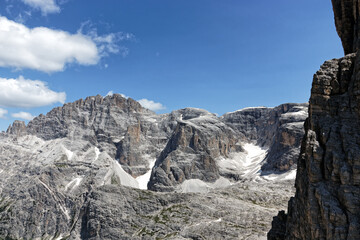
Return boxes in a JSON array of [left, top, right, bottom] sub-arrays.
[[148, 108, 242, 192], [0, 95, 307, 239], [222, 104, 308, 173], [269, 1, 360, 239]]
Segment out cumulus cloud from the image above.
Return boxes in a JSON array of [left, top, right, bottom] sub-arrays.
[[21, 0, 60, 15], [105, 92, 165, 111], [138, 99, 166, 112], [0, 16, 99, 73], [0, 17, 134, 72], [0, 108, 8, 119], [0, 76, 66, 108], [11, 111, 35, 120]]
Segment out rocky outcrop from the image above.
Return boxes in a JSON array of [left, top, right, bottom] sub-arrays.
[[0, 95, 307, 239], [261, 104, 307, 172], [222, 103, 308, 173], [148, 108, 242, 192], [13, 94, 173, 177], [331, 0, 360, 54], [277, 52, 360, 240], [269, 1, 360, 239], [6, 95, 306, 190], [6, 120, 26, 136]]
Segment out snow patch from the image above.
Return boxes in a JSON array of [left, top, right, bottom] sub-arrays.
[[39, 179, 70, 220], [180, 177, 232, 193], [262, 169, 297, 181], [54, 235, 63, 240], [112, 136, 124, 143], [281, 110, 307, 118], [112, 159, 139, 188], [217, 143, 268, 178], [284, 169, 297, 180], [194, 217, 223, 227], [62, 146, 74, 160], [136, 159, 156, 190], [225, 106, 270, 115], [94, 147, 100, 161], [64, 177, 83, 192]]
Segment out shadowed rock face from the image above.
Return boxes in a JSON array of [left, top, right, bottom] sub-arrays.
[[269, 1, 360, 239], [332, 0, 360, 54]]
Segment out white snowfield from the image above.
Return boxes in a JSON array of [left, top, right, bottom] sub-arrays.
[[136, 159, 156, 189], [225, 106, 270, 115], [111, 159, 139, 189], [180, 143, 297, 193], [0, 134, 296, 194]]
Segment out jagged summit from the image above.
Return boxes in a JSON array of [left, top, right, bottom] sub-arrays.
[[0, 93, 308, 239]]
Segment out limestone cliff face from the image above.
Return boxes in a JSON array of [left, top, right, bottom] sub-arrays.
[[6, 120, 26, 136], [269, 1, 360, 239], [148, 108, 242, 192], [222, 104, 308, 173], [20, 94, 172, 177], [332, 0, 360, 54]]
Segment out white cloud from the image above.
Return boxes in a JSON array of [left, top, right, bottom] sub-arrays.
[[138, 99, 166, 112], [78, 21, 134, 58], [0, 108, 8, 119], [11, 111, 35, 120], [0, 16, 99, 73], [106, 92, 165, 112], [22, 0, 60, 15], [0, 76, 66, 108]]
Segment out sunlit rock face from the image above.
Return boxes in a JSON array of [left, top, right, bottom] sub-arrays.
[[0, 94, 307, 239], [269, 1, 360, 239], [222, 103, 308, 173]]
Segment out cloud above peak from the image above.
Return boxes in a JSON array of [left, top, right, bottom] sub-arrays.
[[0, 76, 66, 108], [138, 99, 166, 112], [11, 111, 35, 121], [105, 91, 165, 112], [21, 0, 60, 15]]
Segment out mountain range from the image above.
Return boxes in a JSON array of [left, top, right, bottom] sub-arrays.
[[0, 93, 307, 239]]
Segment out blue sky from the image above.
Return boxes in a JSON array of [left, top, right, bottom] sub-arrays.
[[0, 0, 343, 130]]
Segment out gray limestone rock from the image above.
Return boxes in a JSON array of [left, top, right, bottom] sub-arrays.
[[0, 94, 307, 239], [269, 5, 360, 236], [222, 103, 308, 173]]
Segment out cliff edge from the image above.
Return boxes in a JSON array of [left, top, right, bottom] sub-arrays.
[[269, 1, 360, 239]]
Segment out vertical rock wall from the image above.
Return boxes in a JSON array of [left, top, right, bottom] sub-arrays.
[[269, 1, 360, 239]]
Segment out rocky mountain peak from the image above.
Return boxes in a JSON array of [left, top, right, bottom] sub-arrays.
[[6, 120, 26, 136], [0, 96, 308, 239]]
